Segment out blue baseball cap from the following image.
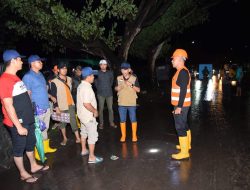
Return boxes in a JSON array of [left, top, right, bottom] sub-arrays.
[[28, 55, 46, 64], [3, 49, 25, 63], [81, 67, 98, 77], [120, 62, 131, 69]]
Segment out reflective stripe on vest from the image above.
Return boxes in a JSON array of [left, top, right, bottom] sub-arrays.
[[171, 66, 191, 107]]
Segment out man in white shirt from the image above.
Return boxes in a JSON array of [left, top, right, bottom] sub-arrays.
[[77, 67, 103, 164]]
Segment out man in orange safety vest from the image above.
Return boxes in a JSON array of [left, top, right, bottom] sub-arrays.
[[170, 49, 191, 160]]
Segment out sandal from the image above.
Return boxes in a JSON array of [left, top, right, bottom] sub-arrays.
[[110, 155, 119, 160], [99, 124, 104, 130], [75, 139, 81, 144], [21, 175, 38, 183], [88, 156, 103, 164], [110, 123, 117, 128], [80, 150, 89, 156], [60, 139, 68, 146], [31, 165, 49, 174]]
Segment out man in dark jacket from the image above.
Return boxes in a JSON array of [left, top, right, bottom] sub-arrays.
[[95, 59, 116, 129]]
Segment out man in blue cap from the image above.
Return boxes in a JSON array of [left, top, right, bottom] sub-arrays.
[[77, 67, 103, 164], [0, 50, 49, 183], [115, 62, 140, 142], [22, 55, 57, 161]]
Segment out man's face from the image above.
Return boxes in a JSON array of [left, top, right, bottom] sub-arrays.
[[53, 70, 59, 75], [100, 64, 107, 71], [121, 68, 130, 75], [87, 74, 95, 83], [13, 57, 23, 71], [59, 67, 67, 76], [31, 60, 43, 71], [53, 66, 58, 75], [76, 69, 81, 77], [171, 56, 182, 68]]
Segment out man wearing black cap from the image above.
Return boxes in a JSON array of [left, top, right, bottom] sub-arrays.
[[22, 55, 57, 161], [50, 62, 81, 146], [0, 50, 49, 183], [115, 62, 140, 142]]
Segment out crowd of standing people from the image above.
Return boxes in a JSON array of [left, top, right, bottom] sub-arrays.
[[0, 48, 192, 183]]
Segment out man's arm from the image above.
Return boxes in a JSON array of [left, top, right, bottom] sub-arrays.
[[125, 77, 140, 93], [22, 75, 32, 96], [50, 82, 60, 113], [115, 78, 124, 92], [83, 103, 98, 117], [2, 98, 28, 135]]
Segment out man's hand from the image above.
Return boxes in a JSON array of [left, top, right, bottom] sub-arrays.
[[125, 81, 132, 86], [173, 107, 182, 114], [93, 109, 98, 118], [55, 107, 61, 115], [115, 85, 124, 91], [50, 96, 57, 103], [17, 126, 28, 136]]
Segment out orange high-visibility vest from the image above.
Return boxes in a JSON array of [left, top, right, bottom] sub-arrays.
[[171, 66, 191, 107]]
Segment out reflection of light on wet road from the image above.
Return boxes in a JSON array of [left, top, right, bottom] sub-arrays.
[[193, 80, 202, 105], [204, 79, 214, 101], [193, 76, 223, 103], [148, 148, 160, 154], [218, 78, 222, 92], [168, 160, 192, 185]]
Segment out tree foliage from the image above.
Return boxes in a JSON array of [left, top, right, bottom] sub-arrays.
[[2, 0, 137, 53], [1, 0, 221, 69], [130, 0, 216, 59]]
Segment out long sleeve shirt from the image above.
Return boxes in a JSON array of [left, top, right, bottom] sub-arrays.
[[176, 69, 189, 108], [95, 70, 114, 97], [50, 82, 58, 108]]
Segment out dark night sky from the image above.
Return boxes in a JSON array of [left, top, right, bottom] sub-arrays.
[[177, 0, 249, 66]]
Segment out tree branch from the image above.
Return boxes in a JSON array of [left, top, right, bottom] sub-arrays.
[[142, 0, 174, 27]]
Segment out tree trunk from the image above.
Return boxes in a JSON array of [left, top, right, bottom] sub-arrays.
[[148, 41, 165, 83], [119, 26, 141, 61]]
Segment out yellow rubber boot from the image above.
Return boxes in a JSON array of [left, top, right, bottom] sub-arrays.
[[132, 122, 138, 142], [34, 147, 47, 161], [172, 136, 190, 160], [44, 139, 57, 153], [120, 123, 126, 142], [176, 130, 191, 150]]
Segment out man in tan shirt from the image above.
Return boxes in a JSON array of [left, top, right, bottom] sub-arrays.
[[77, 67, 103, 164], [115, 62, 140, 142]]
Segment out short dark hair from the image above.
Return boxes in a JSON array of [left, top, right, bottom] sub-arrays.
[[0, 64, 5, 75], [4, 60, 12, 68], [75, 65, 82, 71], [58, 62, 68, 69]]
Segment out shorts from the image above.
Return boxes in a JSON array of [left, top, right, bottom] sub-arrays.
[[9, 124, 36, 157], [80, 119, 98, 144]]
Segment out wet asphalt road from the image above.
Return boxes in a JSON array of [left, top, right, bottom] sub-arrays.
[[0, 76, 250, 190]]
